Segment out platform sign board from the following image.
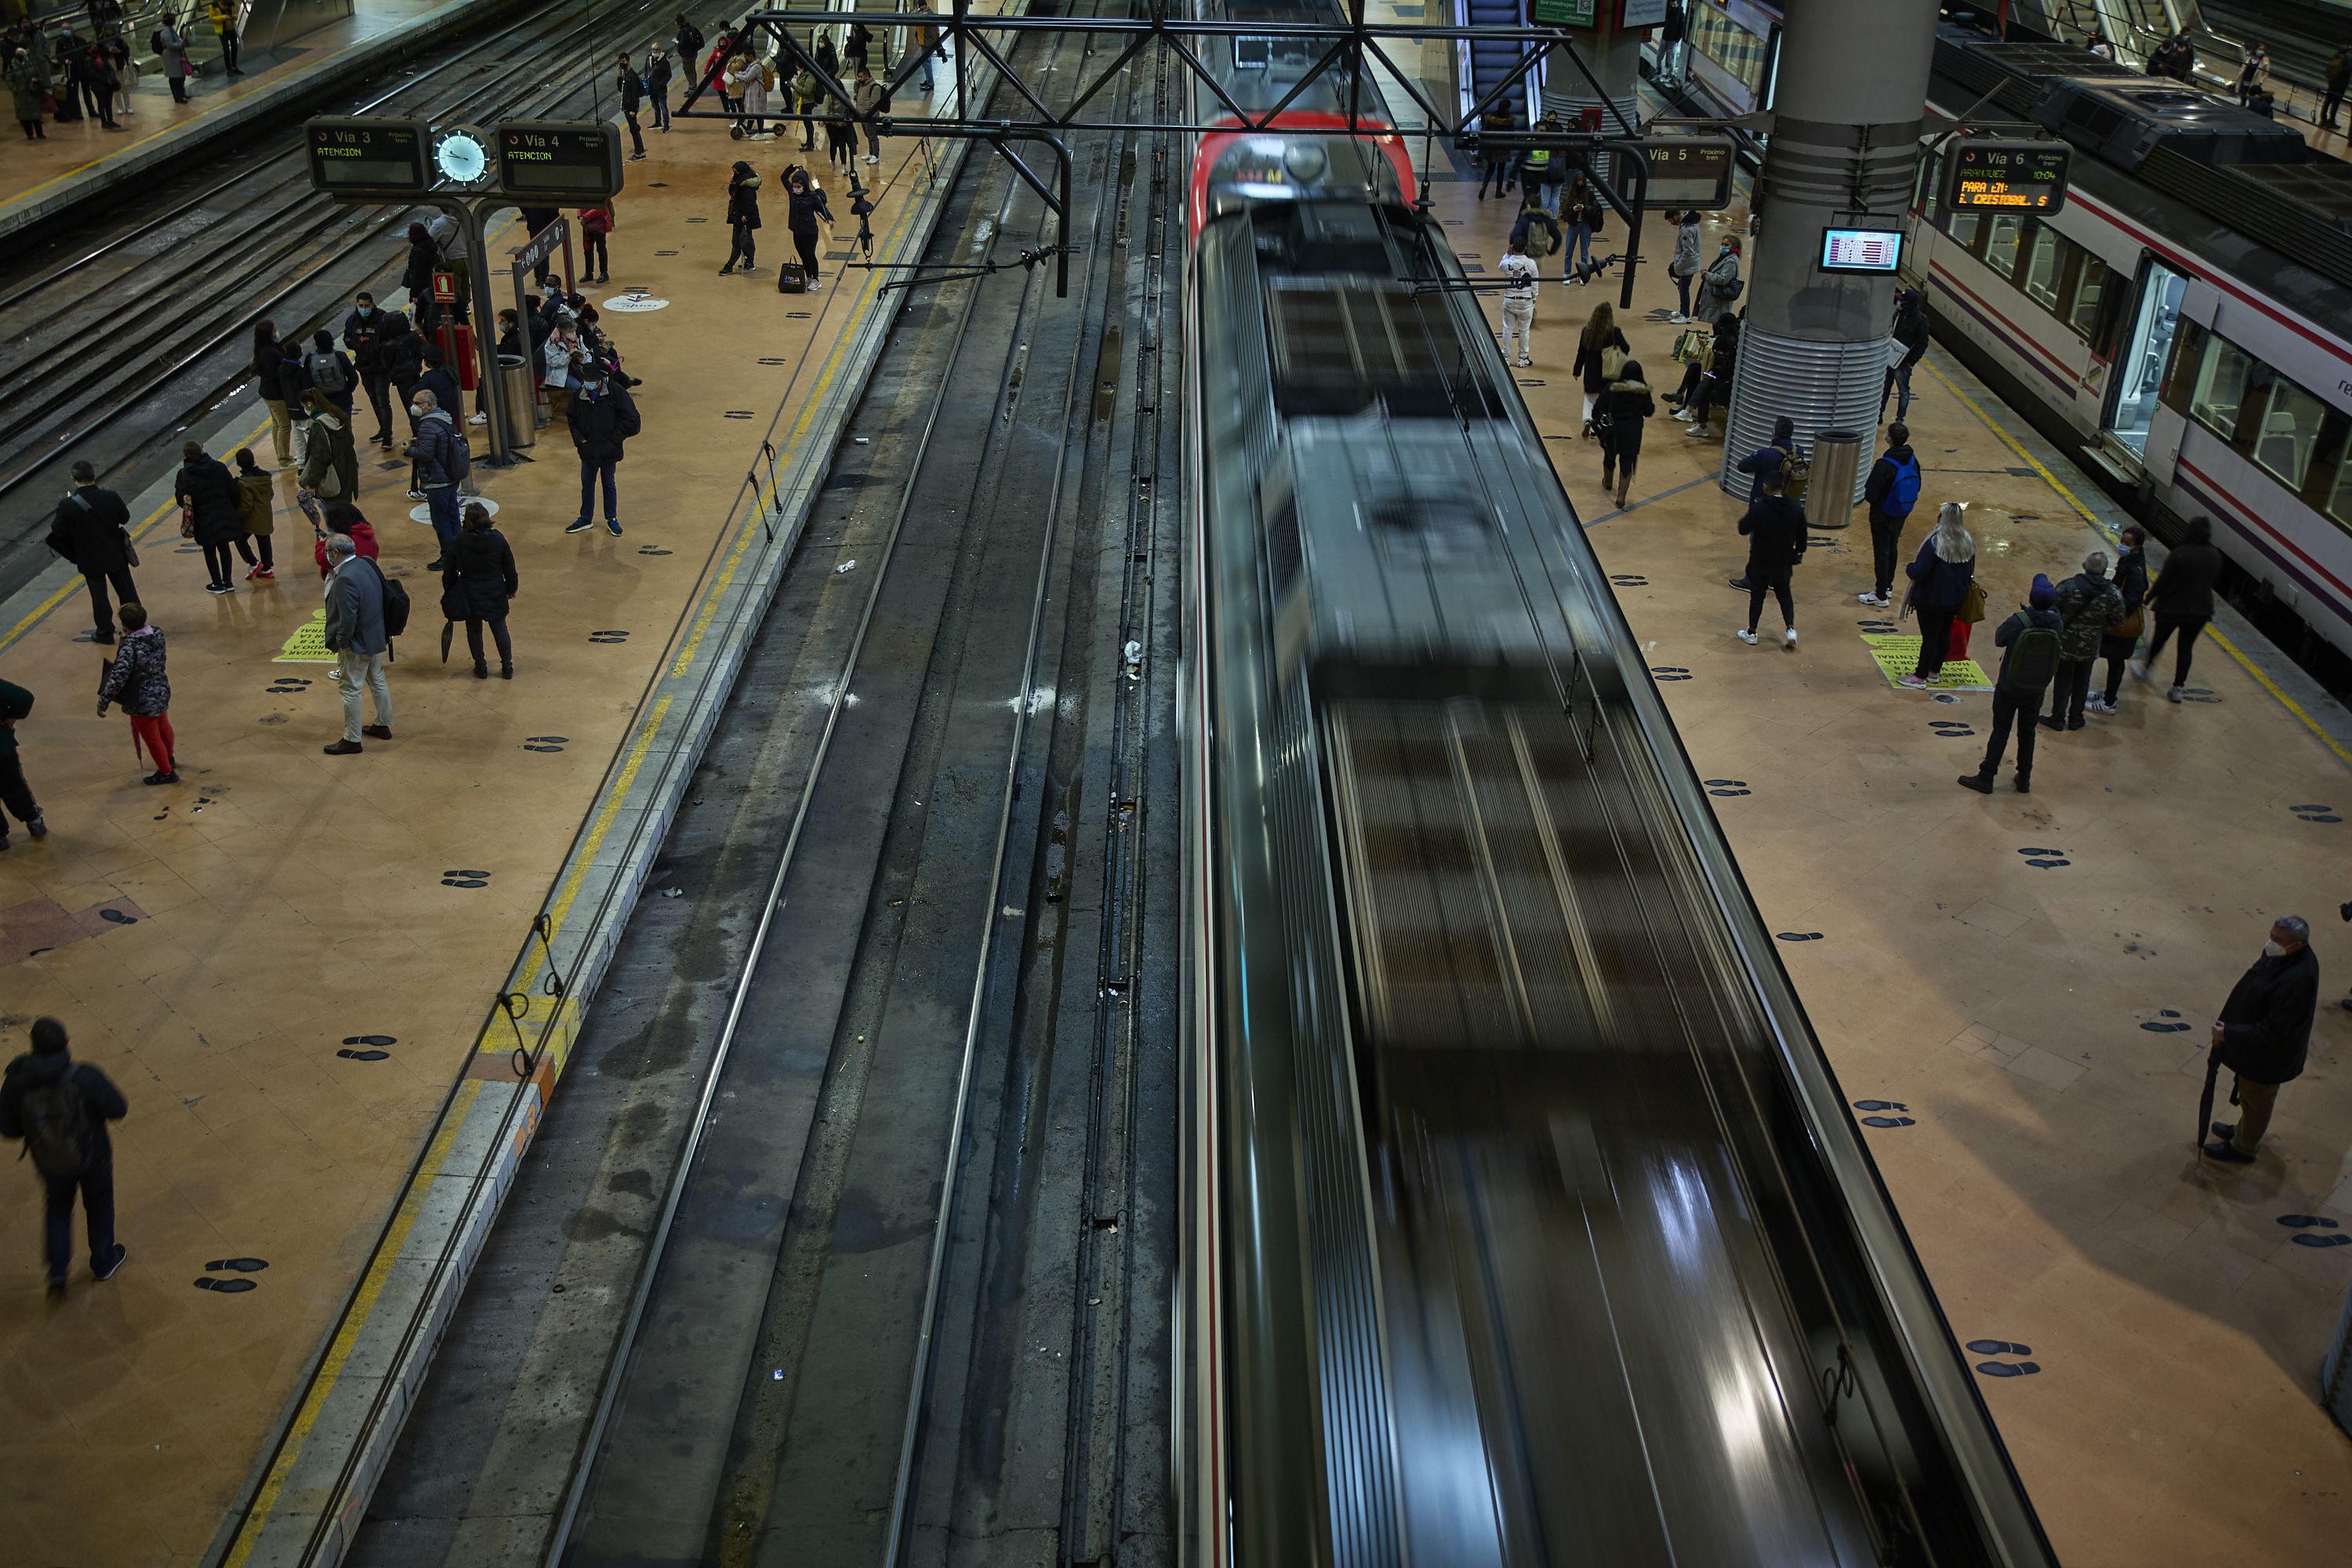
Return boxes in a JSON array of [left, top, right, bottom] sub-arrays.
[[496, 121, 625, 201], [1621, 0, 1668, 27], [305, 118, 430, 196], [1634, 136, 1735, 209], [1529, 0, 1597, 26], [1943, 139, 2072, 216]]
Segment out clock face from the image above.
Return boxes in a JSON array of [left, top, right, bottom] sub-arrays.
[[434, 129, 490, 185]]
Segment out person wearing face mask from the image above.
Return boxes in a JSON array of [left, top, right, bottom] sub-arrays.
[[2201, 917, 2320, 1163], [1693, 234, 1741, 327], [405, 389, 467, 572], [564, 364, 641, 538], [343, 292, 406, 448], [2087, 525, 2147, 716]]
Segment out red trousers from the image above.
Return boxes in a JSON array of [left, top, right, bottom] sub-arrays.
[[129, 713, 175, 774]]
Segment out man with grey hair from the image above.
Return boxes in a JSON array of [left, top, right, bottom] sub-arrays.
[[321, 533, 393, 755], [2039, 549, 2123, 733], [2203, 916, 2321, 1163]]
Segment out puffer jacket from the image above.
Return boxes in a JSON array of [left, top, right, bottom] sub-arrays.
[[2051, 570, 2125, 659], [1598, 375, 1653, 458], [442, 527, 518, 622], [174, 456, 243, 547], [727, 172, 762, 228], [1904, 536, 1975, 611], [234, 471, 274, 537], [98, 626, 169, 716]]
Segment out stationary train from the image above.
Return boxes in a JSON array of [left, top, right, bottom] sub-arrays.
[[1180, 4, 2057, 1564], [1669, 4, 2352, 688]]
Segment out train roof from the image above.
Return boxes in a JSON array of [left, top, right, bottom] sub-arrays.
[[1930, 29, 2352, 303]]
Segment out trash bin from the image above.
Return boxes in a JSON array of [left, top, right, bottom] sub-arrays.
[[497, 354, 539, 449], [1805, 429, 1864, 530]]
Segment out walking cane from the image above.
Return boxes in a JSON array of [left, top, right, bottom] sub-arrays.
[[2195, 1050, 2220, 1156]]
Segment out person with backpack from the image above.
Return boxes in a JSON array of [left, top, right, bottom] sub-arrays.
[[1882, 289, 1928, 422], [0, 676, 47, 848], [1858, 421, 1922, 608], [1506, 184, 1559, 266], [1898, 502, 1976, 687], [1596, 357, 1653, 511], [674, 12, 704, 80], [2089, 524, 2149, 716], [565, 361, 641, 536], [97, 601, 175, 783], [2, 1017, 129, 1298], [46, 460, 139, 643], [406, 387, 468, 572], [321, 532, 394, 755], [305, 328, 356, 419], [1496, 233, 1538, 368], [2038, 550, 2125, 731], [1734, 466, 1805, 650], [2133, 514, 2224, 704], [230, 446, 276, 581], [1958, 574, 2063, 795], [580, 204, 615, 284], [1570, 301, 1628, 438]]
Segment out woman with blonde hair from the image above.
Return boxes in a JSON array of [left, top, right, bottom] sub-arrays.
[[1899, 501, 1976, 688], [1570, 300, 1628, 437]]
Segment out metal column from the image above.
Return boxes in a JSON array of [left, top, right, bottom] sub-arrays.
[[1719, 0, 1941, 504]]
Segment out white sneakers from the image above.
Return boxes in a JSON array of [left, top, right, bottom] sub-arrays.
[[1515, 355, 1531, 367], [2084, 696, 2114, 716], [2129, 658, 2150, 683], [2168, 685, 2185, 702], [1737, 627, 1797, 649], [862, 153, 879, 164], [1784, 627, 1798, 649], [1673, 408, 1695, 422], [1737, 628, 1758, 645], [1897, 673, 1929, 688], [1668, 312, 1689, 323], [1858, 591, 1889, 608]]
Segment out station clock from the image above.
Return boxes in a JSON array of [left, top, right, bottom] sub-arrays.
[[430, 125, 496, 191]]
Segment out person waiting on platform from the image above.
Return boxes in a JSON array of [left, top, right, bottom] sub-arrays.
[[1882, 288, 1927, 423], [786, 166, 836, 286], [646, 45, 673, 132], [1667, 209, 1701, 322], [565, 362, 640, 539], [720, 160, 762, 274], [580, 204, 614, 285], [1734, 466, 1805, 650], [45, 461, 138, 643], [1857, 421, 1920, 606], [313, 502, 378, 579], [2088, 525, 2148, 716], [1693, 233, 1741, 328], [230, 447, 276, 582], [2038, 550, 2123, 732], [1897, 503, 1976, 688], [173, 441, 243, 597], [852, 63, 884, 165], [1957, 575, 2062, 796], [1496, 234, 1538, 368], [444, 503, 518, 681], [2325, 45, 2350, 130], [2201, 916, 2320, 1163], [96, 603, 176, 785]]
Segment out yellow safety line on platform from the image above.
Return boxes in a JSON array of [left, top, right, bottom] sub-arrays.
[[0, 411, 276, 655], [222, 1078, 485, 1567], [222, 147, 943, 1557], [1922, 360, 2352, 771]]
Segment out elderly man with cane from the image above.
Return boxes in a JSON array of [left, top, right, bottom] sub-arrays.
[[2199, 916, 2320, 1163]]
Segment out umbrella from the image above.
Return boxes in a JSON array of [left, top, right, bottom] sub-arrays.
[[2196, 1050, 2221, 1156], [440, 619, 454, 663]]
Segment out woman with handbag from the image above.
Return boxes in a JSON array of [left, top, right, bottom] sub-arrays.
[[1596, 358, 1654, 511], [1570, 302, 1628, 438], [172, 441, 243, 595], [2090, 524, 2149, 714], [1668, 210, 1701, 321], [1693, 234, 1741, 326], [442, 503, 518, 680], [1897, 503, 1976, 688], [295, 390, 359, 538]]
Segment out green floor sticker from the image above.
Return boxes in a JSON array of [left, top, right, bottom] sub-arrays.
[[276, 609, 336, 664], [1861, 633, 1991, 692]]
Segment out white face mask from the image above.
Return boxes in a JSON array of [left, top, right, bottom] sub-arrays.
[[408, 402, 424, 416], [2263, 939, 2287, 958]]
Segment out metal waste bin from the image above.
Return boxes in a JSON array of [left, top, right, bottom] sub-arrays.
[[1804, 429, 1864, 530], [497, 354, 539, 450]]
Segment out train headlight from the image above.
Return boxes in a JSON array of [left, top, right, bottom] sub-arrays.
[[1283, 143, 1329, 183]]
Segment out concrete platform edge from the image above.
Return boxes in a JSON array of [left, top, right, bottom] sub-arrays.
[[0, 0, 536, 241], [198, 135, 993, 1568]]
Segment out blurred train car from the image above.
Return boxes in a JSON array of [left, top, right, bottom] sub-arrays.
[[1178, 8, 2061, 1566]]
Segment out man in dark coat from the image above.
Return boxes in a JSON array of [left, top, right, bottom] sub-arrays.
[[0, 676, 45, 848], [1958, 574, 2064, 795], [2039, 550, 2124, 732], [565, 365, 641, 537], [2203, 917, 2321, 1163], [343, 292, 405, 446], [1859, 422, 1921, 608], [1882, 289, 1928, 422], [47, 460, 138, 642], [173, 441, 245, 595], [0, 1017, 129, 1298], [1735, 468, 1806, 648]]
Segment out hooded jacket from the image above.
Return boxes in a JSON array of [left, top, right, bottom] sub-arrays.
[[1990, 601, 2063, 690], [175, 455, 243, 546], [2216, 942, 2320, 1084], [787, 180, 833, 237], [408, 408, 463, 489], [568, 383, 642, 463], [1737, 494, 1806, 571], [1598, 369, 1653, 456], [0, 1049, 129, 1168], [727, 168, 763, 228], [98, 625, 169, 716], [234, 470, 274, 537], [297, 410, 360, 502], [314, 521, 379, 579], [2051, 570, 2125, 660]]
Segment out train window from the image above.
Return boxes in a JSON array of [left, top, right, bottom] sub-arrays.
[[1688, 7, 1769, 98], [2069, 256, 2107, 343], [2190, 335, 2256, 445], [2021, 227, 2063, 310], [2252, 376, 2330, 492], [1982, 215, 2024, 280], [2327, 445, 2352, 531], [1946, 211, 1982, 250], [2158, 321, 2203, 419]]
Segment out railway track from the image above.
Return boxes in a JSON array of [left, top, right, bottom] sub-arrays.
[[0, 0, 668, 601], [345, 6, 1181, 1563]]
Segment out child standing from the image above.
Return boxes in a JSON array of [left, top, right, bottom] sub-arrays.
[[96, 604, 175, 786], [231, 448, 277, 581]]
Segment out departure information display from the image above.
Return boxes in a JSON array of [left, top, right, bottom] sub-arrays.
[[497, 121, 623, 200], [1943, 139, 2072, 216], [1819, 226, 1904, 274], [305, 118, 429, 194], [1635, 136, 1735, 210]]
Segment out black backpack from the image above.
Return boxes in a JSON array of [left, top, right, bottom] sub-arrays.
[[370, 558, 412, 641], [2003, 618, 2062, 694], [20, 1075, 92, 1180], [307, 350, 352, 397]]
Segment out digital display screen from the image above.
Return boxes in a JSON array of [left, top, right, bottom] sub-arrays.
[[306, 118, 427, 194], [1638, 138, 1734, 210], [1944, 140, 2072, 215], [498, 122, 622, 200], [1820, 227, 1904, 274]]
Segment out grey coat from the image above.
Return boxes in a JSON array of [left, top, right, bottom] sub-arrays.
[[1670, 220, 1700, 280], [1694, 251, 1740, 325], [323, 557, 388, 657]]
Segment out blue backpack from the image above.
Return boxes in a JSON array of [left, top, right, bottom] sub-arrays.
[[1885, 455, 1922, 517]]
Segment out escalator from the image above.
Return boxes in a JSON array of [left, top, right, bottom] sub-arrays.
[[1460, 0, 1532, 124]]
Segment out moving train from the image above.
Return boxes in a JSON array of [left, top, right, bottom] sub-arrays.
[[1180, 5, 2058, 1564], [1667, 5, 2352, 689]]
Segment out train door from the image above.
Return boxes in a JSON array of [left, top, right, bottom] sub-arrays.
[[2103, 258, 2187, 467]]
